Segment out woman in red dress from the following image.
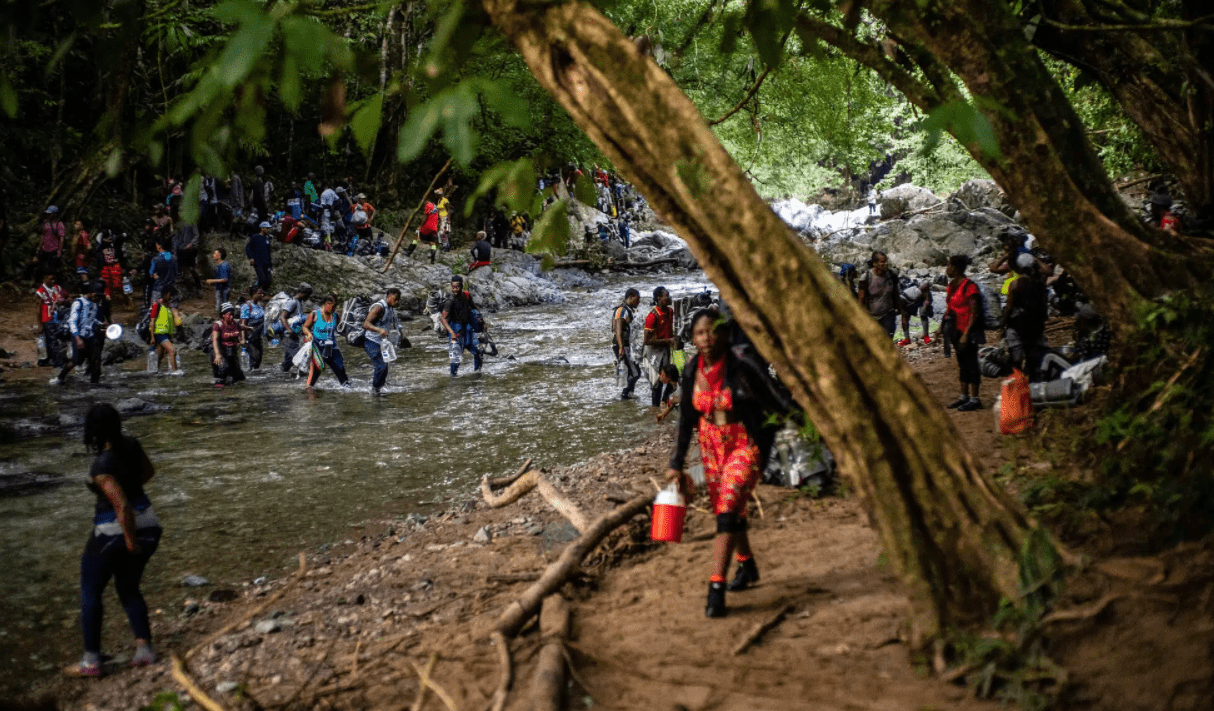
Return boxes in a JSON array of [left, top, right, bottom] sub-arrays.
[[665, 308, 789, 617]]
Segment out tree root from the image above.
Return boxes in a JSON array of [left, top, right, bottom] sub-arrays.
[[187, 552, 306, 661], [496, 494, 650, 637], [486, 458, 533, 490], [732, 603, 794, 655], [488, 631, 512, 711], [171, 653, 227, 711], [529, 595, 570, 711], [480, 469, 590, 533]]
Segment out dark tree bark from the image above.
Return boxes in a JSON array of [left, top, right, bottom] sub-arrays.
[[484, 0, 1038, 645], [796, 0, 1214, 333]]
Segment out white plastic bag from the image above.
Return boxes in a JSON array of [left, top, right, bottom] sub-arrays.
[[1059, 356, 1107, 395], [291, 338, 313, 372]]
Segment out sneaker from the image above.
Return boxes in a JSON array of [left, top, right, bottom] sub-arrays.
[[896, 338, 912, 347], [922, 336, 933, 345], [727, 558, 760, 592], [49, 376, 63, 386], [705, 581, 727, 618], [957, 397, 983, 411], [946, 395, 969, 409]]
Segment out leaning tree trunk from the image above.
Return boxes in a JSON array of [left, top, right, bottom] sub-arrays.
[[484, 0, 1037, 645], [799, 0, 1213, 333]]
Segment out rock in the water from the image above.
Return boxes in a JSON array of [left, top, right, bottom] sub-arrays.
[[473, 527, 491, 544], [182, 575, 209, 587]]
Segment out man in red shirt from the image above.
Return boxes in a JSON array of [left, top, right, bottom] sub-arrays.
[[35, 272, 68, 367], [643, 286, 676, 407], [406, 198, 441, 264]]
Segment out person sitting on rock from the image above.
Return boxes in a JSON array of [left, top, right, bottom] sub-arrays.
[[1149, 188, 1181, 233], [856, 251, 901, 339], [469, 231, 492, 271]]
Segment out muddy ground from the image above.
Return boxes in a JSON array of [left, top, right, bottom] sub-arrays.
[[11, 329, 1214, 711]]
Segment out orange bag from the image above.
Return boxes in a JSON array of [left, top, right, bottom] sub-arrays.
[[1000, 368, 1034, 435]]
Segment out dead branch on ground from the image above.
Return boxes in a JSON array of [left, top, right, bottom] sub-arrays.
[[732, 604, 794, 655], [171, 653, 227, 711], [481, 469, 590, 533], [529, 595, 571, 711], [411, 654, 437, 711], [486, 458, 533, 489], [489, 631, 512, 711]]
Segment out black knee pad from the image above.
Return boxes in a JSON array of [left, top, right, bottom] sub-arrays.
[[716, 512, 747, 534]]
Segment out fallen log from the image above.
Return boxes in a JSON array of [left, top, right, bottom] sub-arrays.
[[609, 257, 679, 270], [497, 494, 650, 637], [732, 604, 794, 655], [487, 458, 533, 490], [529, 596, 570, 711]]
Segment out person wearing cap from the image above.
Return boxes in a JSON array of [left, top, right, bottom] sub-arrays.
[[150, 287, 184, 374], [278, 283, 312, 372], [1002, 252, 1050, 379], [643, 286, 676, 407], [406, 195, 441, 264], [52, 283, 108, 385], [439, 275, 483, 376], [35, 206, 66, 283], [353, 193, 376, 224], [246, 221, 273, 291], [211, 302, 246, 387], [362, 287, 401, 395]]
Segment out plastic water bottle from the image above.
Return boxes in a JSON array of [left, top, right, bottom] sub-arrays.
[[146, 347, 157, 373], [37, 335, 47, 362], [240, 347, 252, 372], [122, 276, 132, 295]]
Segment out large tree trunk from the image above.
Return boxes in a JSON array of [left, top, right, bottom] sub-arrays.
[[484, 0, 1036, 645], [798, 1, 1214, 333]]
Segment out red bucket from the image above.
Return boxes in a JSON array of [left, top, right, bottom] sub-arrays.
[[651, 487, 686, 543]]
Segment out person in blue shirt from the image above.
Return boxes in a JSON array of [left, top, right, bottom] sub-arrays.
[[302, 294, 350, 388], [284, 184, 304, 220], [246, 222, 273, 291], [239, 288, 267, 370], [148, 241, 177, 307], [51, 283, 107, 385], [205, 248, 231, 315]]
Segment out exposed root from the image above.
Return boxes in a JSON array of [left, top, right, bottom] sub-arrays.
[[481, 468, 590, 533], [486, 458, 534, 489], [488, 631, 512, 711], [171, 653, 227, 711], [410, 653, 437, 711], [732, 603, 793, 655], [529, 595, 571, 711]]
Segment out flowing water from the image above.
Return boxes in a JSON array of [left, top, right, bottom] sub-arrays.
[[0, 272, 711, 695]]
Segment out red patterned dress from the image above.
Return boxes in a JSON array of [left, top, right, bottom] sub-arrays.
[[693, 358, 761, 517]]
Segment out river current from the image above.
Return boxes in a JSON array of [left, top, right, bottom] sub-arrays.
[[0, 271, 710, 694]]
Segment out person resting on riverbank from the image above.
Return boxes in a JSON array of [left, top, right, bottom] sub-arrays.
[[66, 403, 162, 678], [654, 363, 681, 423], [665, 308, 789, 617]]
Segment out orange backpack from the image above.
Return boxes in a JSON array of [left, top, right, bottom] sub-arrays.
[[999, 368, 1034, 435]]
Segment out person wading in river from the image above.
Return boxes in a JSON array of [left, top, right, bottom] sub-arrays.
[[52, 282, 108, 386], [278, 283, 312, 373], [643, 286, 676, 407], [150, 286, 184, 374], [665, 308, 788, 617], [363, 287, 401, 395], [65, 403, 162, 678], [302, 293, 351, 388], [211, 303, 246, 387], [240, 288, 267, 371], [439, 275, 483, 377], [612, 288, 642, 400]]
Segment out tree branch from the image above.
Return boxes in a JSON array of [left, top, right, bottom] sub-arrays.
[[708, 65, 772, 126], [1040, 14, 1214, 32]]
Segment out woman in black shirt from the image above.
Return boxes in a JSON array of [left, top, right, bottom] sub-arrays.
[[66, 403, 161, 677]]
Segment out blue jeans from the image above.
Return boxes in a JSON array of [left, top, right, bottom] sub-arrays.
[[448, 326, 482, 376], [81, 527, 161, 653], [364, 339, 388, 390]]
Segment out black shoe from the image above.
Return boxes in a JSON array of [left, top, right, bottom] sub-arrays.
[[957, 397, 983, 412], [946, 395, 969, 409], [727, 558, 760, 592], [705, 581, 727, 618], [620, 391, 634, 400]]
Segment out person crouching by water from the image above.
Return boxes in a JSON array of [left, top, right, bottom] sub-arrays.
[[664, 309, 789, 617], [440, 275, 483, 376], [303, 293, 351, 388], [66, 403, 161, 677], [363, 287, 401, 395], [210, 303, 246, 388]]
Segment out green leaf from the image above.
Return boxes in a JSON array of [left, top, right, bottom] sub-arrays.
[[499, 160, 536, 215], [211, 0, 262, 25], [441, 83, 480, 167], [719, 12, 743, 55], [217, 19, 275, 87], [526, 199, 570, 261], [463, 161, 515, 218], [573, 173, 597, 206], [745, 0, 796, 68], [0, 74, 16, 118], [397, 100, 443, 163], [476, 79, 531, 131], [181, 173, 202, 226], [282, 17, 329, 75], [279, 54, 302, 110], [351, 94, 384, 155], [919, 100, 1003, 161], [105, 148, 123, 178]]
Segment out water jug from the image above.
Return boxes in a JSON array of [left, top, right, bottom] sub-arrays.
[[240, 348, 252, 372], [37, 336, 47, 361], [146, 348, 157, 373], [122, 276, 132, 295], [651, 485, 686, 543]]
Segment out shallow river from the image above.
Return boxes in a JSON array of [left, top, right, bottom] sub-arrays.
[[0, 272, 710, 695]]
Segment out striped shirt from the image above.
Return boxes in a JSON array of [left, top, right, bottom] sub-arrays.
[[68, 297, 101, 338]]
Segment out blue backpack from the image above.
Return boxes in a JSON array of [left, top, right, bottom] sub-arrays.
[[470, 308, 485, 334]]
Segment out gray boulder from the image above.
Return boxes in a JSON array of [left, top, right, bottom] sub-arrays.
[[879, 185, 943, 217], [948, 179, 1012, 216]]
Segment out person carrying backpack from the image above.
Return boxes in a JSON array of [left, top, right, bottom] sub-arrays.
[[935, 255, 985, 411], [406, 198, 441, 263], [52, 283, 108, 386], [362, 287, 401, 395], [150, 287, 183, 374], [856, 251, 901, 339], [302, 294, 350, 388], [1003, 253, 1050, 379], [439, 275, 483, 377], [612, 288, 642, 399]]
